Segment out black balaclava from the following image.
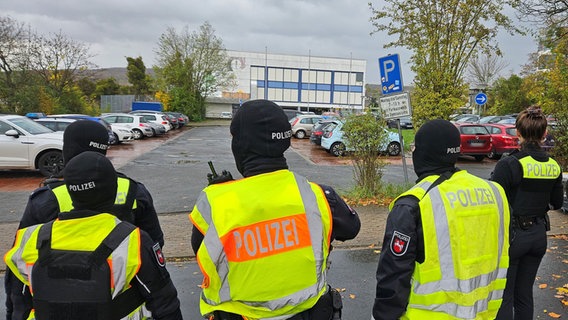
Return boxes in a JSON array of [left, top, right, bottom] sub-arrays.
[[64, 151, 117, 213], [230, 99, 292, 177], [63, 120, 110, 164], [412, 119, 461, 181]]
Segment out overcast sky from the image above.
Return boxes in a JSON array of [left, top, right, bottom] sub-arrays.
[[4, 0, 538, 85]]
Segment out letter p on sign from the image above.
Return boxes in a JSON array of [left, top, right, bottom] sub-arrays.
[[378, 54, 403, 95]]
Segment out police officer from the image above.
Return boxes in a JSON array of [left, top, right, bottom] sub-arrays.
[[372, 119, 510, 319], [5, 151, 182, 320], [5, 120, 164, 320], [189, 99, 360, 319], [493, 107, 563, 320]]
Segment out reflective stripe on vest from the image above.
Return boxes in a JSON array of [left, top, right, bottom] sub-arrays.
[[4, 214, 142, 310], [190, 170, 332, 319], [390, 171, 509, 319], [51, 177, 137, 212], [518, 156, 561, 180]]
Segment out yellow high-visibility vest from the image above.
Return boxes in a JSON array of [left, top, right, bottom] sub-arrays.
[[4, 213, 145, 320], [190, 170, 333, 320], [389, 170, 510, 320], [518, 155, 561, 180], [51, 176, 137, 212]]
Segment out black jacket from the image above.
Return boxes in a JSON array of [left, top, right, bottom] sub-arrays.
[[5, 173, 164, 320], [372, 195, 423, 320], [490, 147, 563, 213], [9, 209, 181, 320]]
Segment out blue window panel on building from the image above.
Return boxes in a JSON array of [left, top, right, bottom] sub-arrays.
[[283, 82, 298, 89], [268, 81, 284, 88], [333, 85, 362, 93], [301, 83, 317, 90], [316, 84, 331, 91]]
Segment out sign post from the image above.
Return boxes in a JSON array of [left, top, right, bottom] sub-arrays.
[[378, 54, 409, 183]]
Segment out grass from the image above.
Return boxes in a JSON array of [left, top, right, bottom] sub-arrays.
[[342, 181, 415, 207], [389, 128, 415, 153]]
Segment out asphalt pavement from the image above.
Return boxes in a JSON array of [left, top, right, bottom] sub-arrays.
[[0, 123, 567, 319]]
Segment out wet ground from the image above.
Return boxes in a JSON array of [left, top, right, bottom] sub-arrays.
[[0, 127, 190, 192]]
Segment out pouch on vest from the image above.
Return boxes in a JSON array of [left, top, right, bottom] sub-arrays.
[[32, 221, 135, 320]]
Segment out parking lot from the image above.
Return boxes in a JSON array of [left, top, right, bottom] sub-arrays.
[[0, 124, 567, 319]]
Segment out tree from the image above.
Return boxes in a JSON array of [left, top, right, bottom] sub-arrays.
[[513, 0, 568, 40], [94, 78, 121, 97], [154, 21, 235, 121], [467, 53, 509, 89], [489, 74, 533, 115], [126, 56, 151, 98], [27, 30, 95, 99], [342, 113, 389, 197], [369, 0, 522, 127], [0, 16, 34, 113]]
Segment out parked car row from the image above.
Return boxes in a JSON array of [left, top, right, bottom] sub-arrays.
[[450, 113, 517, 125], [0, 110, 190, 177], [454, 123, 519, 161], [302, 118, 402, 157]]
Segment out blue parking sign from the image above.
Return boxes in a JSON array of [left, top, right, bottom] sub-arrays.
[[378, 54, 403, 95]]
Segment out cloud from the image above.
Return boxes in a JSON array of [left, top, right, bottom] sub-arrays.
[[3, 0, 536, 84]]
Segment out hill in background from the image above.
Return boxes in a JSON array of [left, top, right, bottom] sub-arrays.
[[88, 67, 155, 86]]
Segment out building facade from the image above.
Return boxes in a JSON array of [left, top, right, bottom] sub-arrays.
[[212, 50, 366, 117]]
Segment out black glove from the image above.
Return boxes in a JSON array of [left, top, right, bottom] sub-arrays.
[[207, 170, 234, 185]]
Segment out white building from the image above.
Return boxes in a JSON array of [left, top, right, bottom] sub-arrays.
[[206, 50, 367, 118]]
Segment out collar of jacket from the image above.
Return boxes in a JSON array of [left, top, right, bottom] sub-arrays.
[[58, 209, 103, 220]]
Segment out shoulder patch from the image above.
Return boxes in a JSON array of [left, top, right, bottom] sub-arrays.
[[152, 243, 166, 267], [390, 231, 411, 256]]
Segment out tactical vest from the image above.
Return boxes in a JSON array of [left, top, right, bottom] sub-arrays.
[[51, 176, 138, 222], [32, 221, 135, 320], [5, 214, 144, 320], [509, 151, 561, 216], [389, 171, 510, 320], [190, 170, 333, 320]]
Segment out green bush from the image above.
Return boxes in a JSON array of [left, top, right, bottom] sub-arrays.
[[342, 113, 390, 197]]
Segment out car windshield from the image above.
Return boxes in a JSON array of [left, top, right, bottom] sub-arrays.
[[9, 116, 53, 134]]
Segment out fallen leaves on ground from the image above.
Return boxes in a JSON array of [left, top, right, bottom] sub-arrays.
[[540, 283, 549, 289], [548, 311, 561, 318]]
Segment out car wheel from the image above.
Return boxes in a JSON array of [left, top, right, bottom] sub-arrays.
[[474, 155, 485, 162], [488, 149, 500, 160], [114, 133, 121, 144], [330, 142, 345, 157], [132, 129, 143, 139], [37, 150, 64, 177], [295, 130, 306, 139], [387, 142, 401, 156]]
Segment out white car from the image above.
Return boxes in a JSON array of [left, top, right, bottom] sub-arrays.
[[136, 113, 172, 132], [101, 113, 154, 139], [0, 115, 64, 176], [108, 123, 134, 143]]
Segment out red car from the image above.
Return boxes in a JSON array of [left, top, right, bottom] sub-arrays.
[[482, 124, 519, 159], [454, 123, 492, 161]]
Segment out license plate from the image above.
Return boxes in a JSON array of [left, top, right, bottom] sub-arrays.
[[468, 139, 485, 147]]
